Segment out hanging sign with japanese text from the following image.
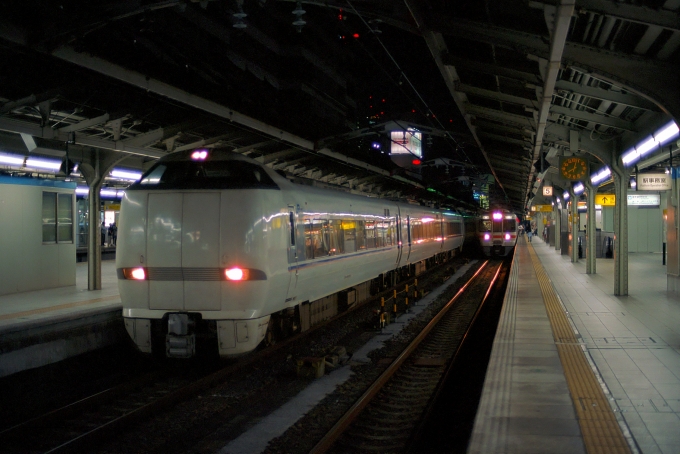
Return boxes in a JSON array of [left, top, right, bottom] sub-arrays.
[[637, 173, 672, 191]]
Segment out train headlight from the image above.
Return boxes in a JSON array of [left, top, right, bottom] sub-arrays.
[[122, 267, 147, 280], [225, 267, 249, 281], [505, 233, 511, 240], [484, 233, 490, 241]]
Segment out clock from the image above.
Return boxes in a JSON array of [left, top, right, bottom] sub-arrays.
[[559, 156, 589, 180]]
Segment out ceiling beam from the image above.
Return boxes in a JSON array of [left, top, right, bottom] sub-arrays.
[[530, 0, 680, 32], [456, 83, 537, 108], [554, 80, 659, 111]]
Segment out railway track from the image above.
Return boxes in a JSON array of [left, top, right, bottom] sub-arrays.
[[0, 256, 474, 453], [310, 259, 507, 453]]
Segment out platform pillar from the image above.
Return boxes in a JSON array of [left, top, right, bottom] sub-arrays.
[[585, 179, 596, 274], [612, 161, 630, 296], [667, 167, 680, 293], [78, 150, 124, 291], [570, 189, 579, 263], [554, 200, 562, 252]]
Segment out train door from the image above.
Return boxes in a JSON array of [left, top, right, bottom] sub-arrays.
[[395, 207, 403, 266], [439, 214, 444, 249], [286, 204, 302, 298], [406, 214, 412, 261]]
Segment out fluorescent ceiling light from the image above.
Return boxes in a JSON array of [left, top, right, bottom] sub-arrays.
[[621, 121, 679, 167], [591, 166, 611, 185], [110, 168, 142, 181]]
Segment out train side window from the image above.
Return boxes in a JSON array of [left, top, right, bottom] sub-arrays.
[[320, 220, 331, 256], [305, 219, 329, 258], [304, 219, 314, 258], [385, 220, 393, 246], [375, 221, 385, 248], [355, 220, 365, 250], [341, 220, 356, 253], [328, 219, 344, 255], [365, 221, 376, 248]]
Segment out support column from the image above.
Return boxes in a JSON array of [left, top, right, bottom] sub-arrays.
[[554, 200, 561, 252], [570, 189, 579, 263], [585, 179, 597, 274], [78, 150, 125, 290], [668, 166, 680, 292], [612, 162, 629, 296], [87, 179, 104, 290]]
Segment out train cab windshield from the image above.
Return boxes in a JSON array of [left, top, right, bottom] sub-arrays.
[[128, 160, 279, 190]]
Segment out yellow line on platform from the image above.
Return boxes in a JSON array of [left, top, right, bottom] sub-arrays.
[[527, 243, 631, 454], [0, 295, 120, 321]]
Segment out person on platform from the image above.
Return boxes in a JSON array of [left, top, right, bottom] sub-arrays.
[[527, 225, 533, 242]]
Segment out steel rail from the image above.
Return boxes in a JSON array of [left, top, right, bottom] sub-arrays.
[[309, 260, 490, 454]]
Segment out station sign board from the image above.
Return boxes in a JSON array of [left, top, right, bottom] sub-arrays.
[[531, 205, 553, 212], [637, 173, 671, 191], [542, 186, 553, 196], [627, 194, 660, 206], [595, 194, 615, 206]]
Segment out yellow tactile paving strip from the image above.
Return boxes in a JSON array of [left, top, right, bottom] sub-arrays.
[[0, 295, 120, 321], [528, 244, 631, 454]]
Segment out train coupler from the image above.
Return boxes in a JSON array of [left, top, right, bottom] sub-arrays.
[[165, 313, 196, 358]]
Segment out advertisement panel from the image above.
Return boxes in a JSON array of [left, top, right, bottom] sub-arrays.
[[390, 129, 422, 158]]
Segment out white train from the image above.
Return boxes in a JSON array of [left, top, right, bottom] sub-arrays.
[[478, 208, 519, 257], [117, 149, 465, 358]]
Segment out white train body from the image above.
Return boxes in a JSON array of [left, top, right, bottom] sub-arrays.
[[478, 209, 518, 257], [117, 150, 464, 358]]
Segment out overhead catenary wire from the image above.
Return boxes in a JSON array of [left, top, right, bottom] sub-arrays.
[[344, 1, 477, 171]]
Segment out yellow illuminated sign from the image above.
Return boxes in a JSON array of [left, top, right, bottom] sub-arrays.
[[531, 205, 553, 212], [595, 194, 615, 206]]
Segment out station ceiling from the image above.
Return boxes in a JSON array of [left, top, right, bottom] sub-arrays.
[[1, 0, 679, 214]]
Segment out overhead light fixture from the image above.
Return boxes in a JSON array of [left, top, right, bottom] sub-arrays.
[[573, 182, 585, 194], [233, 6, 247, 29], [110, 168, 143, 181], [563, 191, 570, 200], [621, 120, 679, 166], [590, 166, 611, 185], [292, 1, 306, 32], [0, 152, 63, 172]]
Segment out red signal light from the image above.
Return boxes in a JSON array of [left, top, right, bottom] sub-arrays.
[[353, 33, 360, 39], [412, 159, 421, 165]]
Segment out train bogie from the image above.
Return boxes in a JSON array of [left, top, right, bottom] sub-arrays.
[[117, 150, 466, 358]]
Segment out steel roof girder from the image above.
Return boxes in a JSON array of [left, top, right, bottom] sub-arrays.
[[455, 83, 537, 108], [50, 46, 315, 151], [554, 80, 659, 111], [549, 105, 637, 131], [0, 117, 167, 158], [532, 0, 680, 32], [59, 113, 111, 133], [478, 131, 533, 147], [122, 127, 164, 147], [466, 104, 536, 128]]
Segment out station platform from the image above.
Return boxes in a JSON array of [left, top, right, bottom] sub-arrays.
[[469, 236, 680, 454], [0, 260, 124, 378]]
